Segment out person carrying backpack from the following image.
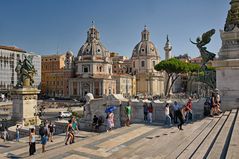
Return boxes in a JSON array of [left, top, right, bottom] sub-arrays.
[[39, 122, 48, 153], [39, 124, 45, 137]]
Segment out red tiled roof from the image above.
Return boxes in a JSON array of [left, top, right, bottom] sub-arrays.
[[0, 45, 26, 53]]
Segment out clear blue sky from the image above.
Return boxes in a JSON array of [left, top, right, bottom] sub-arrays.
[[0, 0, 228, 59]]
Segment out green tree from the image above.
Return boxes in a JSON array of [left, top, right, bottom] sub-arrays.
[[154, 58, 189, 96]]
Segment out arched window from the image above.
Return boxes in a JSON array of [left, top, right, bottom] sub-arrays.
[[152, 61, 156, 66]]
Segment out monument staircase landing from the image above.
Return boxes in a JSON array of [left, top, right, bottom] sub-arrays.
[[0, 109, 238, 159]]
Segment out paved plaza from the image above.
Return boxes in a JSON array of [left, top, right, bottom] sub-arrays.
[[0, 109, 238, 159]]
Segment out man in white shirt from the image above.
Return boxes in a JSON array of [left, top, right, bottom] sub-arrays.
[[165, 102, 172, 126]]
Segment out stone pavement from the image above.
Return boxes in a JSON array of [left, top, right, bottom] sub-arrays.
[[1, 109, 238, 159], [0, 130, 98, 158]]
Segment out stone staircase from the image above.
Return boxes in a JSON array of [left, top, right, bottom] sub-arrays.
[[0, 109, 238, 159]]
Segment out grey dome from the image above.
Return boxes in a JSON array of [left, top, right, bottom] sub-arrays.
[[132, 26, 158, 58], [77, 25, 109, 58]]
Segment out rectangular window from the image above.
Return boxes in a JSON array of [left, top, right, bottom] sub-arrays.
[[141, 61, 145, 67], [84, 67, 88, 72]]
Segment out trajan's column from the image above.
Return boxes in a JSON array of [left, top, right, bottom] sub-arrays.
[[213, 0, 239, 110]]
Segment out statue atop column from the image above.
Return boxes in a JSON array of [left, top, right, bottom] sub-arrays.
[[15, 55, 37, 88]]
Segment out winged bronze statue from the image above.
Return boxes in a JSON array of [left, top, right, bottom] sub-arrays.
[[190, 29, 216, 68]]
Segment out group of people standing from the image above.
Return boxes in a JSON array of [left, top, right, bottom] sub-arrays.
[[28, 121, 55, 156], [28, 117, 79, 156], [143, 103, 154, 123], [164, 98, 193, 130]]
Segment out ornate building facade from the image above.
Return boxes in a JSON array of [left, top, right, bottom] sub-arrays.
[[131, 26, 164, 96], [69, 25, 116, 99]]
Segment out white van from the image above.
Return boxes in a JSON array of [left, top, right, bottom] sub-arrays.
[[58, 111, 72, 118]]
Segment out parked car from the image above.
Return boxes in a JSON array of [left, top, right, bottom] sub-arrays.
[[72, 99, 78, 102], [49, 98, 55, 101], [58, 111, 72, 118]]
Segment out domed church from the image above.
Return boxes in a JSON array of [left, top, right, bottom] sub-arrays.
[[131, 26, 164, 96], [69, 24, 116, 98]]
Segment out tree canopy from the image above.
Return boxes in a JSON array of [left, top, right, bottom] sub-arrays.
[[154, 58, 189, 75], [154, 58, 201, 96]]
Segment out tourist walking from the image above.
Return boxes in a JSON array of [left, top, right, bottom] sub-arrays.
[[16, 124, 22, 142], [173, 101, 180, 123], [107, 112, 114, 132], [148, 103, 153, 123], [29, 128, 36, 156], [3, 127, 8, 142], [65, 119, 74, 145], [165, 103, 172, 126], [125, 102, 132, 126], [72, 116, 79, 133], [72, 116, 79, 142], [143, 102, 148, 122], [40, 122, 48, 153], [177, 106, 185, 130], [48, 122, 54, 142], [184, 97, 193, 123]]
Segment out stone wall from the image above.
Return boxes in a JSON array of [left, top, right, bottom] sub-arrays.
[[216, 68, 239, 110], [79, 94, 206, 132]]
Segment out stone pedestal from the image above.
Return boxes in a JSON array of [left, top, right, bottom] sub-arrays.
[[212, 27, 239, 110], [213, 60, 239, 110], [11, 87, 41, 126]]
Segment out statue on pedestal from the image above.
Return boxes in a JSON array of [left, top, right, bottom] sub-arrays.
[[15, 55, 37, 88], [12, 55, 40, 126]]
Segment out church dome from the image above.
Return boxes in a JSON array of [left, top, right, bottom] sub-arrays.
[[132, 26, 159, 58], [77, 24, 110, 58]]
